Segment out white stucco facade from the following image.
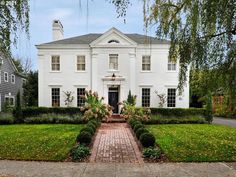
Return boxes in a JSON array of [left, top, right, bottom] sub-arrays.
[[37, 26, 189, 112]]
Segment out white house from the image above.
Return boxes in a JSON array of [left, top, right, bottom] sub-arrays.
[[36, 20, 189, 113]]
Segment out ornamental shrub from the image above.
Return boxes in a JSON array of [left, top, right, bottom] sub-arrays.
[[70, 144, 90, 162], [140, 133, 156, 147], [136, 128, 149, 139], [131, 120, 142, 129], [80, 127, 95, 136], [143, 147, 161, 160], [76, 131, 92, 145], [134, 124, 144, 133], [87, 122, 97, 132]]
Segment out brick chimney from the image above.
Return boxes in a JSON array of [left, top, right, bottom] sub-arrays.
[[52, 20, 64, 41]]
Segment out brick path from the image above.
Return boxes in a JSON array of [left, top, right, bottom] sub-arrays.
[[90, 123, 143, 163]]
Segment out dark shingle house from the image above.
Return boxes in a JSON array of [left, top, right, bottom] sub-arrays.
[[0, 54, 25, 112]]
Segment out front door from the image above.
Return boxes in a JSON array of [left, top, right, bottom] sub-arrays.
[[108, 87, 119, 114]]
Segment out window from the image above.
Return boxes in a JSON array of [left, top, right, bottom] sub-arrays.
[[51, 56, 60, 71], [52, 88, 60, 107], [167, 88, 176, 107], [108, 39, 120, 44], [11, 74, 15, 84], [168, 58, 176, 71], [5, 96, 14, 107], [4, 72, 8, 82], [109, 54, 118, 70], [77, 56, 85, 71], [77, 88, 86, 107], [142, 56, 151, 71], [142, 88, 150, 107]]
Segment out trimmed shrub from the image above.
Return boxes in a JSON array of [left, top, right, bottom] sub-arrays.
[[0, 113, 14, 124], [143, 147, 161, 160], [88, 120, 98, 128], [70, 144, 90, 162], [76, 131, 92, 145], [131, 120, 142, 129], [149, 108, 207, 118], [136, 128, 149, 139], [18, 107, 83, 118], [140, 133, 156, 147], [87, 122, 97, 132], [80, 127, 95, 135], [134, 124, 144, 133]]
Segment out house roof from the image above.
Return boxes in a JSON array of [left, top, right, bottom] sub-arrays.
[[40, 33, 169, 45]]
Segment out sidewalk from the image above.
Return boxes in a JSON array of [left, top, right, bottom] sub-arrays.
[[213, 117, 236, 128], [0, 160, 236, 177]]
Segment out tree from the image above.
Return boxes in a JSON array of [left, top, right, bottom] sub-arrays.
[[63, 91, 74, 107], [23, 71, 38, 107], [12, 56, 32, 74], [110, 0, 236, 107], [0, 0, 30, 55], [127, 90, 136, 106]]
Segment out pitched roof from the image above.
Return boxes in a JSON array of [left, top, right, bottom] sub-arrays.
[[40, 33, 169, 45]]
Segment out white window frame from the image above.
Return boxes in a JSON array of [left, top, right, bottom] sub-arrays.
[[109, 54, 118, 71], [51, 55, 60, 71], [142, 55, 151, 71], [167, 88, 176, 107], [77, 88, 86, 107], [76, 55, 86, 71], [4, 72, 8, 82], [167, 58, 177, 71], [141, 88, 151, 107], [11, 74, 15, 84], [5, 95, 15, 107], [51, 88, 60, 107]]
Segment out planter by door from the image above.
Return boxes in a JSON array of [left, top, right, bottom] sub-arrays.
[[108, 87, 119, 114]]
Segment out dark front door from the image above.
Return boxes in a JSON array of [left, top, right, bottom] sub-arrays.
[[108, 88, 119, 114]]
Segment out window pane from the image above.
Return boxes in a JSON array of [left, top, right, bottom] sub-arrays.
[[77, 88, 85, 107], [168, 58, 176, 71], [109, 54, 118, 70], [51, 56, 60, 71], [167, 88, 176, 107], [77, 56, 85, 71], [52, 88, 60, 107], [142, 56, 151, 71], [142, 88, 150, 107]]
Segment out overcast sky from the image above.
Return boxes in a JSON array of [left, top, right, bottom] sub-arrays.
[[11, 0, 157, 70]]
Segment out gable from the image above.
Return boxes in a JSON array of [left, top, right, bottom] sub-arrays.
[[90, 28, 137, 47]]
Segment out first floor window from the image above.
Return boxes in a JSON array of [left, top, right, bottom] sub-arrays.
[[5, 96, 14, 106], [109, 54, 118, 70], [168, 58, 176, 71], [142, 55, 151, 71], [4, 72, 8, 82], [11, 74, 15, 84], [167, 88, 176, 107], [51, 56, 60, 71], [52, 88, 60, 107], [142, 88, 150, 107], [77, 88, 85, 107], [77, 56, 85, 71]]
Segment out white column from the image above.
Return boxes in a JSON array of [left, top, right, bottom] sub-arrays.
[[38, 54, 44, 106], [129, 52, 136, 95], [91, 53, 98, 91]]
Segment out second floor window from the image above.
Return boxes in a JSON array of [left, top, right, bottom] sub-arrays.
[[168, 58, 176, 71], [51, 56, 60, 71], [77, 56, 85, 71], [109, 54, 118, 70], [11, 74, 15, 84], [142, 56, 151, 71], [4, 72, 8, 82]]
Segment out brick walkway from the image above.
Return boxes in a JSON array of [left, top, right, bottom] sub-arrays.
[[90, 123, 143, 163]]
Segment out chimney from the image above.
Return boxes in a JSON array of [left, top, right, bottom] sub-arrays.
[[52, 20, 64, 41]]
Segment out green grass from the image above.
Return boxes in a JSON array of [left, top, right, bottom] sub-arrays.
[[0, 124, 84, 161], [147, 124, 236, 162]]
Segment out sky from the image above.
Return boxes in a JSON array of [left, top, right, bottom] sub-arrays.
[[11, 0, 157, 70]]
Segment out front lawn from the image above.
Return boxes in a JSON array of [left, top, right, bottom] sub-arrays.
[[147, 124, 236, 162], [0, 124, 84, 161]]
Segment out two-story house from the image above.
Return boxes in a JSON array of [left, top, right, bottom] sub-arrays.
[[0, 54, 24, 111], [36, 20, 189, 113]]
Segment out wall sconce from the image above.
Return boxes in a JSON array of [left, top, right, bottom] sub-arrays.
[[111, 73, 116, 81]]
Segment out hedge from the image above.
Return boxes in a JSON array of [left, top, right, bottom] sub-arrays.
[[149, 108, 208, 117], [14, 107, 83, 118]]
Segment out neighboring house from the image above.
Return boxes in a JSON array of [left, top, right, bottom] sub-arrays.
[[0, 54, 24, 112], [36, 20, 189, 113]]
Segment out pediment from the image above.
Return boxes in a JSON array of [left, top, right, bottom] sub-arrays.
[[90, 28, 137, 47]]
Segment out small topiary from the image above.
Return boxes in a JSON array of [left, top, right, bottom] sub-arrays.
[[131, 121, 142, 129], [136, 128, 149, 139], [76, 131, 92, 145], [128, 118, 136, 125], [80, 126, 95, 135], [70, 144, 90, 161], [88, 120, 98, 128], [134, 124, 144, 133], [87, 122, 97, 132], [140, 133, 156, 147]]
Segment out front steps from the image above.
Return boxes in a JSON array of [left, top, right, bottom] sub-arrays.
[[102, 114, 126, 123]]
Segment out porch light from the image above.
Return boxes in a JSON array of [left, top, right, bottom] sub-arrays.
[[112, 73, 116, 81]]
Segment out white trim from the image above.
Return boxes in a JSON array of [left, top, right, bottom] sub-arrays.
[[51, 55, 60, 72], [48, 84, 62, 87], [139, 85, 153, 87], [4, 95, 15, 107]]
